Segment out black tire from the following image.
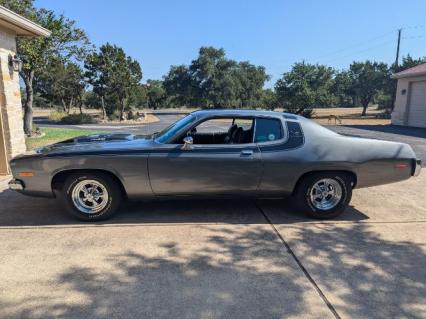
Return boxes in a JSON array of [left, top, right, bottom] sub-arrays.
[[294, 172, 352, 219], [62, 172, 122, 221]]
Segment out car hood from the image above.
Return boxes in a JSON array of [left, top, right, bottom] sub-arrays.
[[28, 133, 157, 157]]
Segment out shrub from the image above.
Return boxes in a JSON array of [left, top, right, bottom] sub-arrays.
[[48, 111, 67, 122], [33, 124, 41, 133], [376, 94, 393, 110], [127, 109, 137, 120], [61, 113, 96, 125], [108, 110, 121, 121], [376, 109, 392, 119]]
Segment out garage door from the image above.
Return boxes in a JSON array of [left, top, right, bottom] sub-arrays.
[[408, 81, 426, 128]]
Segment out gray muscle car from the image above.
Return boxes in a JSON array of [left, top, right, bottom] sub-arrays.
[[8, 110, 422, 221]]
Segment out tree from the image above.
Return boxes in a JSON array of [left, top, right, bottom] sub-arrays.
[[275, 62, 335, 114], [127, 84, 148, 108], [258, 88, 277, 110], [145, 80, 166, 109], [235, 62, 270, 108], [189, 47, 238, 108], [163, 65, 195, 107], [163, 47, 269, 108], [0, 0, 91, 135], [332, 70, 357, 107], [35, 60, 85, 113], [85, 43, 142, 120], [348, 61, 389, 115]]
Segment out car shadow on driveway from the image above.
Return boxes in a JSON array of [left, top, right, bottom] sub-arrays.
[[0, 191, 424, 318], [0, 190, 368, 227], [2, 190, 425, 318]]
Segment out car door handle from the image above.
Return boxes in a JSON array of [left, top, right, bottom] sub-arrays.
[[241, 150, 254, 156]]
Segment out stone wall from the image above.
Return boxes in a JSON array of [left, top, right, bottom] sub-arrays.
[[0, 26, 26, 166]]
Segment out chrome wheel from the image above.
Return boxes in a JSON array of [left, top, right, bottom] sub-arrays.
[[309, 178, 342, 210], [71, 180, 109, 214]]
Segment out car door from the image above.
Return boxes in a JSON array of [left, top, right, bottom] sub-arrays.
[[255, 117, 305, 195], [148, 118, 262, 195]]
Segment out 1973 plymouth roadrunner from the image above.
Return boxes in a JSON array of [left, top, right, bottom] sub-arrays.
[[9, 110, 421, 221]]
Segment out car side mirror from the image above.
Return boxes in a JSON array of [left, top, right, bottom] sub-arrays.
[[181, 136, 193, 150]]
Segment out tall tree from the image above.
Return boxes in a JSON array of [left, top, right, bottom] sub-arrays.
[[85, 43, 142, 120], [332, 70, 357, 107], [145, 80, 166, 109], [189, 47, 236, 107], [0, 0, 90, 135], [127, 84, 148, 108], [348, 61, 389, 115], [163, 65, 195, 107], [164, 47, 269, 108], [259, 88, 277, 110], [275, 62, 335, 114], [235, 62, 270, 108], [35, 60, 85, 113]]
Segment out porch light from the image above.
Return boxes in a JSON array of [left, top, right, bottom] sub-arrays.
[[8, 54, 23, 72]]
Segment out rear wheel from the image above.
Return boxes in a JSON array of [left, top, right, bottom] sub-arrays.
[[62, 173, 122, 221], [294, 172, 352, 219]]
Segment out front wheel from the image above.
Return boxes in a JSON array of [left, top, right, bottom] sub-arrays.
[[294, 172, 352, 219], [62, 173, 122, 221]]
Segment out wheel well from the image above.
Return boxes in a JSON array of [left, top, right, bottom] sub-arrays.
[[51, 169, 127, 199], [292, 170, 357, 195]]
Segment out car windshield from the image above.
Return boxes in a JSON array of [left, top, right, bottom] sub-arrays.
[[155, 114, 197, 143]]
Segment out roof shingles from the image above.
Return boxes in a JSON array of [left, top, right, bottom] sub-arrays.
[[392, 63, 426, 79]]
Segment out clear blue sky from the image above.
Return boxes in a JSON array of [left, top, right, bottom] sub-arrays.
[[35, 0, 426, 87]]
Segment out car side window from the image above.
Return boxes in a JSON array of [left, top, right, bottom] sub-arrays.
[[174, 117, 255, 145], [254, 118, 283, 143]]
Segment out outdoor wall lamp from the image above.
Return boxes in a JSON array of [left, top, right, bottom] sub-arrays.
[[8, 54, 23, 72]]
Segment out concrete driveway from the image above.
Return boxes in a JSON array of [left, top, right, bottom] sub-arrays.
[[0, 173, 425, 318]]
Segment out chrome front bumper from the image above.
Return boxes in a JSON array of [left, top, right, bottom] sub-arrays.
[[413, 159, 422, 177], [8, 179, 24, 191]]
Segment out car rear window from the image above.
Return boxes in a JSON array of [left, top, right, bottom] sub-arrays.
[[254, 118, 283, 143]]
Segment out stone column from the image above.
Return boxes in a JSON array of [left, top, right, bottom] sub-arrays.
[[0, 27, 26, 174]]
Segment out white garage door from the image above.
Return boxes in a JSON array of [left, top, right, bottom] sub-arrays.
[[408, 81, 426, 128]]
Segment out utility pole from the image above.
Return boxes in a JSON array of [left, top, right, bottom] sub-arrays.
[[394, 28, 402, 69], [391, 28, 402, 112]]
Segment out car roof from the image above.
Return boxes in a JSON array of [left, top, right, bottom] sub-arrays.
[[190, 109, 302, 120]]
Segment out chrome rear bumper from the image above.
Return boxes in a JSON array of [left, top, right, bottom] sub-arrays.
[[413, 159, 422, 177], [8, 179, 24, 191]]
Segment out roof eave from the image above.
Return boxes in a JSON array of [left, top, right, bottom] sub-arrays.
[[391, 71, 426, 79], [0, 5, 51, 37]]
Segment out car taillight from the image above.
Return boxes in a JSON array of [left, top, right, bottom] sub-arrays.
[[394, 163, 408, 169]]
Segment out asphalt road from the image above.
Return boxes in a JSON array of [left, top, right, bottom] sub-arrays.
[[36, 114, 426, 163], [0, 173, 425, 318], [34, 114, 183, 135]]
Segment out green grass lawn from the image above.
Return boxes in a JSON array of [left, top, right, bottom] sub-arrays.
[[26, 127, 103, 150]]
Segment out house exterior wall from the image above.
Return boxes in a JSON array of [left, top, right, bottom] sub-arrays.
[[392, 75, 426, 126], [0, 26, 26, 175]]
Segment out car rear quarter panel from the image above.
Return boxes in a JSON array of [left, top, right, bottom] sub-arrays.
[[259, 119, 415, 194]]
